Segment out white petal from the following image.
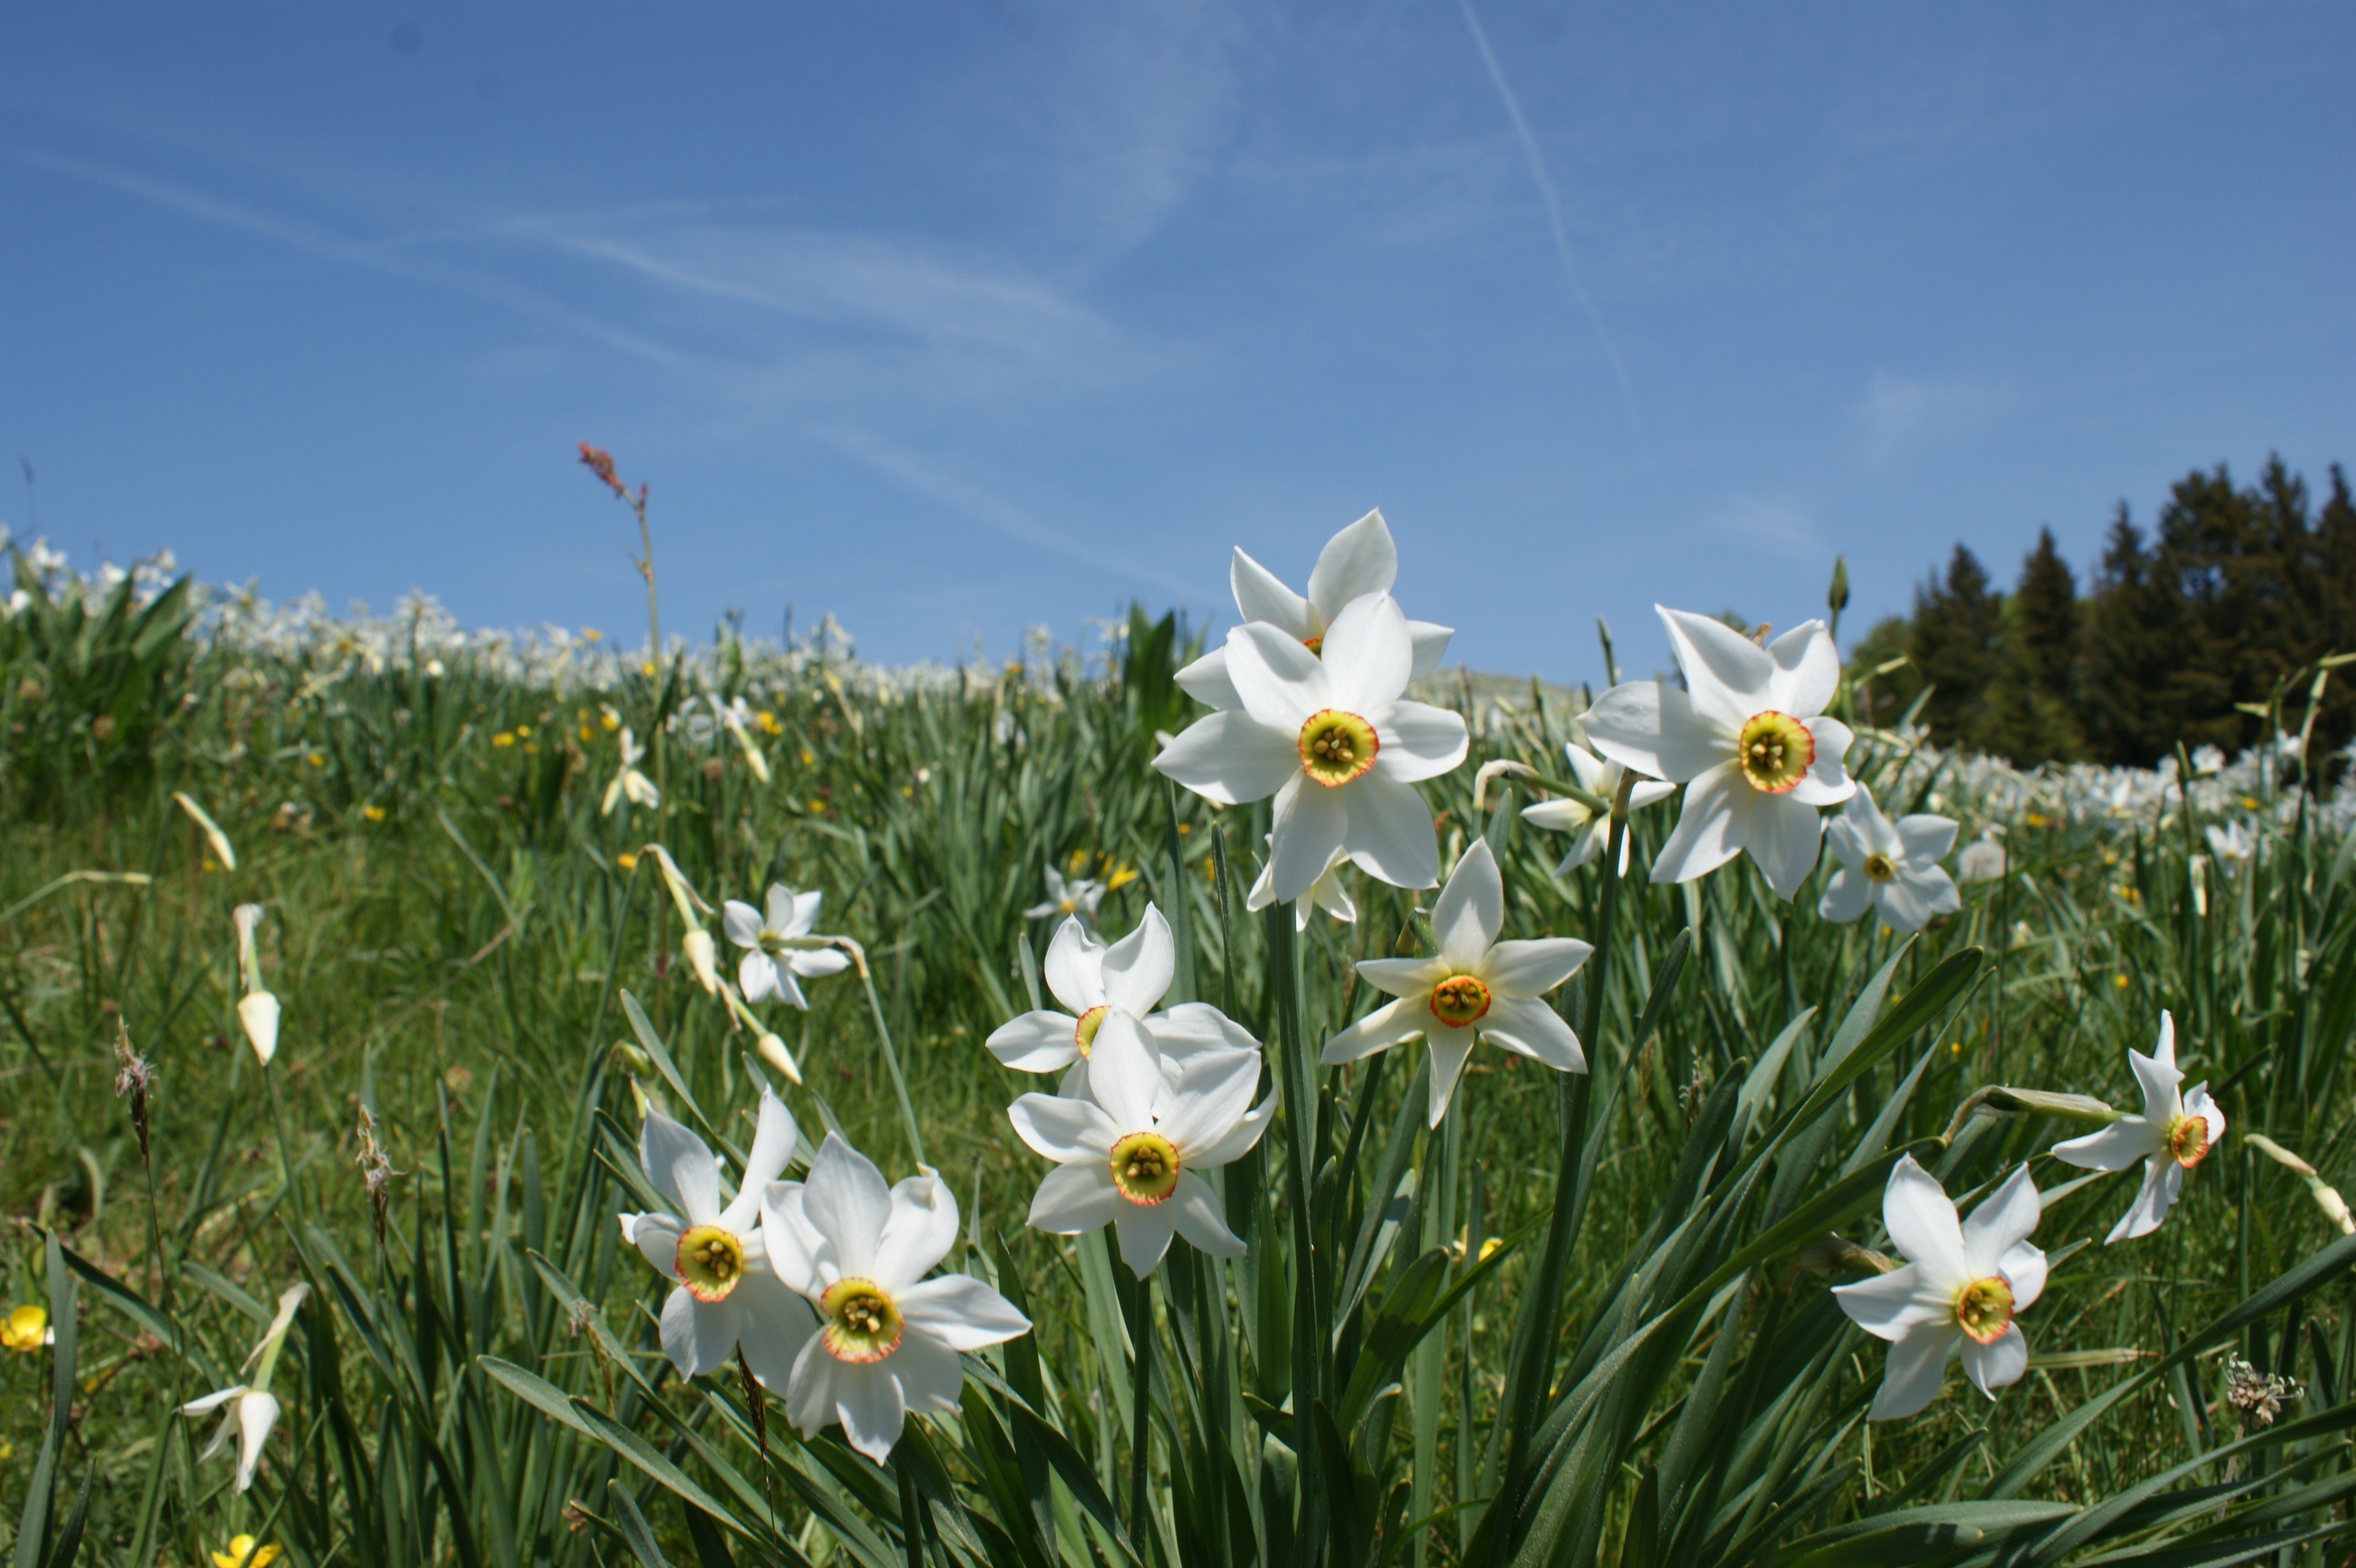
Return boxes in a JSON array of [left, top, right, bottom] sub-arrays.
[[887, 1323, 968, 1418], [626, 1211, 685, 1279], [1785, 717, 1857, 806], [1999, 1239, 2049, 1312], [786, 948, 852, 979], [2152, 1011, 2178, 1072], [1832, 1263, 1951, 1341], [1028, 1160, 1121, 1234], [874, 1170, 961, 1291], [1869, 1326, 1954, 1421], [1875, 877, 1936, 934], [1305, 508, 1399, 620], [1318, 593, 1413, 715], [1085, 1011, 1165, 1131], [238, 992, 280, 1066], [1270, 774, 1350, 901], [1746, 791, 1827, 901], [1008, 1093, 1119, 1163], [759, 1184, 822, 1296], [1227, 622, 1330, 733], [1149, 1002, 1262, 1062], [1230, 546, 1312, 637], [803, 1133, 892, 1281], [834, 1358, 907, 1463], [1429, 839, 1504, 968], [1340, 769, 1440, 890], [1040, 918, 1103, 1016], [1321, 997, 1426, 1064], [1960, 1164, 2041, 1278], [1897, 814, 1959, 864], [1478, 937, 1592, 999], [1659, 606, 1771, 732], [1354, 955, 1449, 999], [2051, 1118, 2158, 1173], [1189, 1091, 1278, 1168], [732, 1271, 818, 1389], [1112, 1201, 1181, 1277], [790, 890, 824, 935], [722, 900, 763, 950], [1154, 710, 1299, 806], [1564, 742, 1607, 791], [718, 1087, 801, 1232], [1583, 681, 1734, 783], [1406, 620, 1453, 679], [2185, 1082, 2227, 1147], [661, 1286, 737, 1378], [1764, 619, 1839, 718], [181, 1385, 249, 1417], [1521, 797, 1594, 832], [1174, 645, 1244, 711], [1166, 1170, 1246, 1257], [1101, 905, 1175, 1016], [1818, 869, 1873, 924], [739, 952, 782, 1004], [1650, 765, 1750, 886], [1480, 995, 1586, 1073], [1840, 785, 1897, 853], [1425, 1027, 1482, 1126], [1373, 701, 1470, 784], [233, 1390, 280, 1493], [1959, 1323, 2028, 1398], [641, 1112, 723, 1226], [2129, 1045, 2185, 1123], [2104, 1158, 2182, 1244], [898, 1276, 1032, 1350], [1158, 1049, 1262, 1158], [987, 1011, 1083, 1073], [1630, 780, 1678, 811], [783, 1335, 839, 1439], [1882, 1154, 1971, 1293]]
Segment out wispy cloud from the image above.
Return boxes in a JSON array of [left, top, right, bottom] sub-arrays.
[[1704, 494, 1822, 556], [1856, 371, 2001, 466]]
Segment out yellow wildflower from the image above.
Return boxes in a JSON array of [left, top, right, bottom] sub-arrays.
[[3, 1304, 50, 1352], [615, 852, 639, 872], [582, 628, 602, 642], [208, 1535, 282, 1567], [305, 752, 325, 768], [362, 805, 386, 822], [2113, 974, 2130, 990], [1105, 863, 1140, 892], [492, 732, 516, 748], [756, 710, 782, 736]]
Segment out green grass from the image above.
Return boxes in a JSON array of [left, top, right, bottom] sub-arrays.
[[5, 573, 2356, 1568]]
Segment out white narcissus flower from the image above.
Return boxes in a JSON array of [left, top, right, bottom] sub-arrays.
[[1833, 1157, 2047, 1422], [602, 728, 661, 816], [760, 1134, 1030, 1464], [2050, 1011, 2225, 1244], [180, 1284, 309, 1492], [618, 1089, 815, 1387], [1248, 838, 1356, 930], [1155, 594, 1468, 901], [1955, 827, 2008, 886], [1173, 508, 1453, 711], [1320, 839, 1592, 1125], [1817, 785, 1961, 934], [1024, 866, 1107, 927], [986, 910, 1260, 1100], [1518, 742, 1676, 877], [1011, 1013, 1274, 1277], [723, 884, 851, 1009], [1583, 607, 1856, 899], [2205, 820, 2255, 872]]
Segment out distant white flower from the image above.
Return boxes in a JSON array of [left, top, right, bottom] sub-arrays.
[[1248, 838, 1357, 930], [619, 1090, 815, 1387], [1519, 741, 1676, 877], [1173, 509, 1452, 710], [986, 909, 1259, 1097], [723, 885, 851, 1009], [1321, 839, 1592, 1124], [762, 1134, 1030, 1464], [232, 903, 280, 1066], [1155, 594, 1468, 900], [2050, 1011, 2225, 1244], [2205, 820, 2255, 873], [1583, 607, 1856, 899], [1833, 1157, 2046, 1421], [1011, 1013, 1273, 1276], [1955, 826, 2008, 886], [601, 728, 660, 816], [181, 1284, 309, 1493], [1024, 866, 1107, 927], [1817, 786, 1960, 934]]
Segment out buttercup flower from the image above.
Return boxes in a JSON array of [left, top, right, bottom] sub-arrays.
[[1155, 593, 1468, 901], [232, 903, 279, 1067], [1011, 1012, 1273, 1276], [1519, 741, 1676, 877], [2050, 1011, 2225, 1243], [181, 1284, 309, 1492], [3, 1304, 50, 1353], [1833, 1157, 2046, 1421], [986, 909, 1259, 1097], [1583, 607, 1856, 899], [761, 1133, 1030, 1463], [207, 1536, 281, 1568], [601, 728, 660, 816], [723, 884, 851, 1009], [1320, 839, 1593, 1125], [1024, 866, 1107, 928], [618, 1089, 815, 1386], [1174, 508, 1452, 710], [1817, 785, 1960, 934], [1248, 838, 1356, 930]]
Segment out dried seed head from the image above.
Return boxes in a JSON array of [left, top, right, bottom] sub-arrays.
[[112, 1020, 154, 1169], [355, 1106, 398, 1247], [2223, 1354, 2302, 1427]]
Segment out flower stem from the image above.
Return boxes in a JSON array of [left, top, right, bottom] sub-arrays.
[[1128, 1267, 1154, 1537], [853, 955, 928, 1170]]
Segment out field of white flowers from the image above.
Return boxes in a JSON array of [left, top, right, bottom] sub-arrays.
[[6, 484, 2356, 1568]]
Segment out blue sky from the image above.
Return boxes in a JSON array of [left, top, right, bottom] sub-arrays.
[[2, 4, 2349, 683]]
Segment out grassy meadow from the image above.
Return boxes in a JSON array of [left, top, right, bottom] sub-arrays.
[[6, 550, 2356, 1568]]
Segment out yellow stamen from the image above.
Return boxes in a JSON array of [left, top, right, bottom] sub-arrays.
[[1073, 1005, 1109, 1057], [1297, 709, 1378, 788], [818, 1277, 904, 1364], [2167, 1112, 2211, 1168], [1862, 851, 1896, 883], [1109, 1131, 1181, 1206], [1954, 1275, 2014, 1345], [674, 1225, 746, 1303], [1735, 710, 1814, 794], [1428, 974, 1492, 1028]]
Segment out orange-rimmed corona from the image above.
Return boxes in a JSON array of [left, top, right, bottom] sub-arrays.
[[2166, 1112, 2212, 1168], [1073, 1005, 1109, 1056], [674, 1225, 746, 1303], [1953, 1276, 2014, 1345], [1109, 1130, 1182, 1206], [1428, 974, 1491, 1028], [1736, 710, 1814, 794], [1297, 709, 1378, 788], [819, 1277, 904, 1364]]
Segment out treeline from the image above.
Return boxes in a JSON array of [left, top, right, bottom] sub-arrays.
[[1851, 456, 2356, 769]]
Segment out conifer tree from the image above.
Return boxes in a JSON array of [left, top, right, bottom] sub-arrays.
[[1986, 528, 2084, 765], [2078, 510, 2183, 765], [1908, 545, 2006, 751]]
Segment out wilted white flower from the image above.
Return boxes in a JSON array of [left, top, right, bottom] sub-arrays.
[[1320, 839, 1591, 1125], [231, 903, 280, 1066], [180, 1284, 309, 1492], [1519, 741, 1676, 877], [1833, 1157, 2045, 1421], [2050, 1012, 2225, 1243], [722, 885, 850, 1009], [602, 729, 661, 816], [1583, 607, 1855, 899], [1817, 786, 1960, 934], [761, 1134, 1030, 1463], [1155, 594, 1467, 900]]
